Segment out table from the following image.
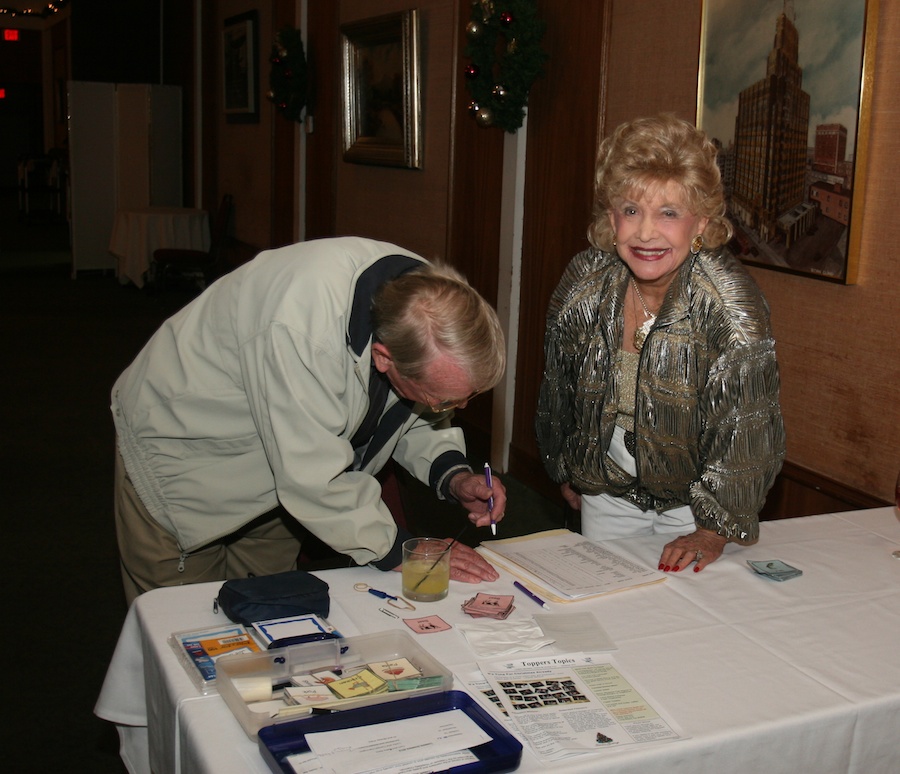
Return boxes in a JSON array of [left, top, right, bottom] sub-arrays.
[[95, 507, 900, 774], [109, 207, 210, 288]]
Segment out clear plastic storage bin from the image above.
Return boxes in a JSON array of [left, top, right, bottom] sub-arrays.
[[216, 629, 453, 738]]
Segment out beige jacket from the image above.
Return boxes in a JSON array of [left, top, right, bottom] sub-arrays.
[[113, 237, 470, 564]]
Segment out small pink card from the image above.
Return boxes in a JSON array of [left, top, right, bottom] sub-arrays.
[[403, 615, 452, 634], [462, 593, 515, 618]]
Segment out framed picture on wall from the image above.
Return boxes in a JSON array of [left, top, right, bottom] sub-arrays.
[[697, 0, 879, 284], [340, 10, 422, 169], [223, 11, 259, 124]]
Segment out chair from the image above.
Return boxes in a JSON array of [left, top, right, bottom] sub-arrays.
[[150, 194, 233, 291]]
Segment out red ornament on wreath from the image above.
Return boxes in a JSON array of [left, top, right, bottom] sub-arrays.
[[463, 0, 547, 133], [268, 26, 308, 124]]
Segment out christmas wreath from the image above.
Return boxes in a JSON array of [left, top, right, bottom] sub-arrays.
[[268, 26, 308, 123], [463, 0, 547, 132]]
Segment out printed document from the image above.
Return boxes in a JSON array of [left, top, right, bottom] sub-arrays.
[[478, 529, 665, 600], [286, 709, 491, 774], [464, 652, 685, 763]]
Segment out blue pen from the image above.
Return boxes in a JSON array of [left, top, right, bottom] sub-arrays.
[[514, 580, 550, 610], [484, 462, 496, 535]]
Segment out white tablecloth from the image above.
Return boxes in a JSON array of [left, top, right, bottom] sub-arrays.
[[95, 507, 900, 774], [108, 207, 210, 288]]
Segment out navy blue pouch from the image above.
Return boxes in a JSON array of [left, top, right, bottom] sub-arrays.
[[216, 570, 330, 625]]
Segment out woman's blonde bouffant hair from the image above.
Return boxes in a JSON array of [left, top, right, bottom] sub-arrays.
[[587, 113, 733, 251], [371, 262, 506, 391]]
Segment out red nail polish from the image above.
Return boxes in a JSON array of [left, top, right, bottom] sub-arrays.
[[658, 564, 665, 571], [672, 566, 680, 572], [694, 565, 701, 572], [663, 565, 671, 572]]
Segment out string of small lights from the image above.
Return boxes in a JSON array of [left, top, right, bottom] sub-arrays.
[[0, 1, 70, 19]]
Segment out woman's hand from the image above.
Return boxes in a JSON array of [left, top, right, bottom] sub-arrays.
[[659, 528, 727, 573], [561, 482, 582, 511]]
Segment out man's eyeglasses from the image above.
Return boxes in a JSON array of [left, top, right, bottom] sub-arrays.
[[420, 388, 480, 414], [389, 365, 478, 414]]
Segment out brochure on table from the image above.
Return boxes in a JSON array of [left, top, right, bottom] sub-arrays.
[[457, 651, 687, 763]]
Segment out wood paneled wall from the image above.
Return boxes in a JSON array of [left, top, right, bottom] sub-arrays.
[[445, 2, 506, 457], [211, 1, 279, 251], [333, 0, 457, 261], [507, 0, 611, 493], [305, 0, 339, 241]]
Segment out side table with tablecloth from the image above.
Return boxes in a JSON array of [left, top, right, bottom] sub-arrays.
[[108, 207, 210, 288], [95, 508, 900, 774]]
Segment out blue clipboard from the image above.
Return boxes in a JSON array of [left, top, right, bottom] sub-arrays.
[[258, 690, 523, 774]]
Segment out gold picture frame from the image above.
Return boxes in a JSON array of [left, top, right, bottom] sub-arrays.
[[697, 0, 878, 284], [340, 10, 422, 169], [223, 11, 259, 124]]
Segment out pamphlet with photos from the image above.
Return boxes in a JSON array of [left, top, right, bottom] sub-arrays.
[[460, 652, 686, 763]]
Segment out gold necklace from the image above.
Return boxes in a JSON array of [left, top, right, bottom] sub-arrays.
[[631, 278, 657, 351]]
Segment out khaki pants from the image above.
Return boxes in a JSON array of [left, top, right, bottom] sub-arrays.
[[114, 449, 305, 606]]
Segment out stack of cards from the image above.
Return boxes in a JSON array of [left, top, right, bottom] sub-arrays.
[[283, 678, 337, 707], [747, 559, 803, 581], [461, 593, 515, 619], [367, 658, 422, 682], [283, 658, 430, 705], [327, 668, 389, 699]]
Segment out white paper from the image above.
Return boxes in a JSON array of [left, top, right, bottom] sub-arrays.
[[252, 614, 335, 645], [303, 709, 492, 774], [286, 749, 480, 774], [473, 652, 685, 762], [479, 530, 665, 599], [457, 618, 555, 657], [286, 749, 479, 774], [534, 612, 617, 652]]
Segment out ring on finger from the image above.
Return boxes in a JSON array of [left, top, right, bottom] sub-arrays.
[[695, 550, 704, 562]]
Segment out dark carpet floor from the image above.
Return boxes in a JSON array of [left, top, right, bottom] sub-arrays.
[[2, 262, 197, 773], [2, 229, 563, 772]]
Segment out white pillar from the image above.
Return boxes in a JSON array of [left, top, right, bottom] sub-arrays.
[[491, 113, 527, 471]]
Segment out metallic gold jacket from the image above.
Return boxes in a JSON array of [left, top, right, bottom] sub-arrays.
[[535, 248, 785, 543]]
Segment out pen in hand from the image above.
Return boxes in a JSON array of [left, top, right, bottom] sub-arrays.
[[484, 462, 496, 535]]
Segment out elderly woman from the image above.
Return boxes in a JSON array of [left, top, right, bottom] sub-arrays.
[[535, 114, 785, 573]]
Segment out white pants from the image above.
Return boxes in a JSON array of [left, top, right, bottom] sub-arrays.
[[581, 426, 695, 541]]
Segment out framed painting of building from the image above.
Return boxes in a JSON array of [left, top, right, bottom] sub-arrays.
[[697, 0, 879, 283], [340, 10, 422, 169]]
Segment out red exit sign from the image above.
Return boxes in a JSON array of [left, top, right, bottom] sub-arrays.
[[4, 29, 20, 41]]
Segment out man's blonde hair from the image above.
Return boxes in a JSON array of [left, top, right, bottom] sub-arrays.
[[372, 262, 506, 391]]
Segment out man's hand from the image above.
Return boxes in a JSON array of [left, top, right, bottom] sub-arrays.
[[391, 540, 499, 582], [447, 540, 499, 582], [449, 471, 507, 530]]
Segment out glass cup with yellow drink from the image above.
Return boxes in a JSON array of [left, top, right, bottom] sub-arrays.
[[402, 538, 451, 602]]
